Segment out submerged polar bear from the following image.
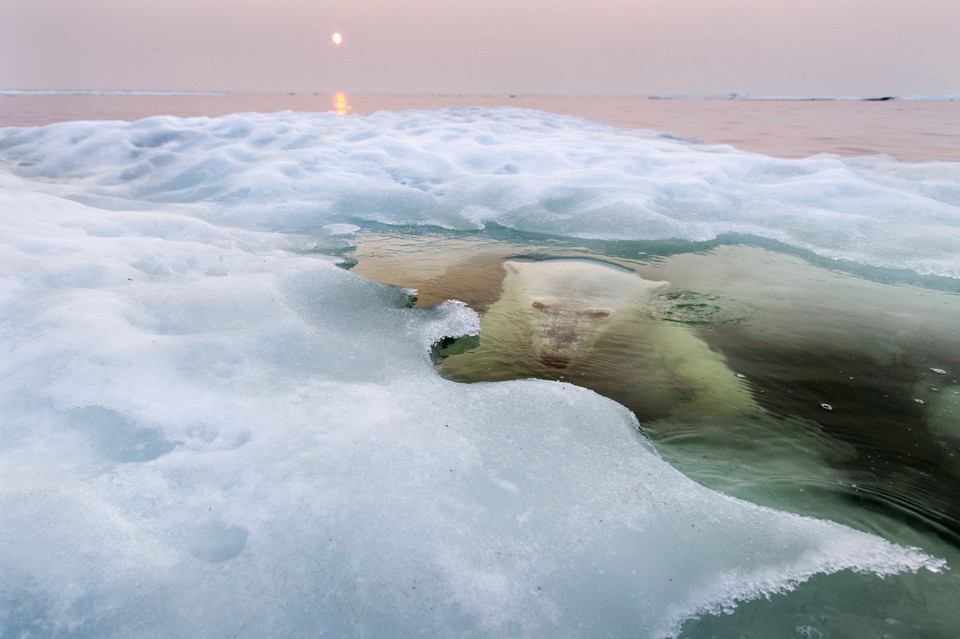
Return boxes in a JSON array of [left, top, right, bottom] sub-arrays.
[[437, 259, 757, 422]]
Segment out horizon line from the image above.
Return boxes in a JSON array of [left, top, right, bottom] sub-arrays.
[[2, 89, 960, 101]]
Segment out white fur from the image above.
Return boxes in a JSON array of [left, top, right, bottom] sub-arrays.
[[440, 259, 757, 421]]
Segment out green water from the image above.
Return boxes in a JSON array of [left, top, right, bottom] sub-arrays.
[[346, 225, 960, 637]]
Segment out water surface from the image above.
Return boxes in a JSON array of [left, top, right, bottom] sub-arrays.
[[348, 225, 960, 636]]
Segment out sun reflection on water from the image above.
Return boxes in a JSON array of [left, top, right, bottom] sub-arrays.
[[330, 92, 352, 115]]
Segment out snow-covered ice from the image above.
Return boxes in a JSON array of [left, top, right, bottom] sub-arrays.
[[0, 108, 953, 637], [3, 107, 958, 277]]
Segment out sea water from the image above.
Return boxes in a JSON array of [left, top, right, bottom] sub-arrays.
[[3, 91, 960, 161], [1, 101, 958, 637]]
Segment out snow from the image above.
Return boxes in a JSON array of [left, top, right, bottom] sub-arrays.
[[0, 108, 951, 637], [3, 107, 958, 277]]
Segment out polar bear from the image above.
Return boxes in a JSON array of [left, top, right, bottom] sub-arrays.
[[437, 259, 758, 422]]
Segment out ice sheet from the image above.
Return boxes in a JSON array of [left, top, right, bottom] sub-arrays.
[[2, 107, 958, 277], [0, 109, 950, 637]]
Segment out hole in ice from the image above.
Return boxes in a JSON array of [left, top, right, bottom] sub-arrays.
[[430, 334, 480, 365], [187, 521, 249, 563], [67, 405, 176, 463]]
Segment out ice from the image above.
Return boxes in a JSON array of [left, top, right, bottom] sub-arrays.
[[3, 107, 958, 277], [0, 109, 950, 637]]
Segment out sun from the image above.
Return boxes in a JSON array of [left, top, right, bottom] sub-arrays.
[[331, 32, 342, 45]]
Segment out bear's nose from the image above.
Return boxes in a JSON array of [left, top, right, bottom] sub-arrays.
[[539, 354, 570, 369]]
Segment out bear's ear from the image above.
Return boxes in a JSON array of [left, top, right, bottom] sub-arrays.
[[649, 280, 670, 294]]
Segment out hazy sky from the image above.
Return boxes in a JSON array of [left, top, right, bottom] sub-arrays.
[[3, 0, 959, 96]]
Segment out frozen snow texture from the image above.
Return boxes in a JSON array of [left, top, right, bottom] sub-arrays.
[[2, 107, 959, 277], [0, 109, 949, 638]]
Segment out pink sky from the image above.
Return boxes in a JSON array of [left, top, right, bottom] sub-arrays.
[[2, 0, 958, 96]]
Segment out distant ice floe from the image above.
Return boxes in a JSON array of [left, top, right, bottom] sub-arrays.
[[0, 89, 235, 96], [648, 93, 960, 101], [0, 109, 951, 637]]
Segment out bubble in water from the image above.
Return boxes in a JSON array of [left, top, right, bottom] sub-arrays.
[[643, 290, 753, 325], [795, 625, 824, 639]]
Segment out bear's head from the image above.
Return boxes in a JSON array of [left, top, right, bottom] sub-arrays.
[[503, 260, 669, 369]]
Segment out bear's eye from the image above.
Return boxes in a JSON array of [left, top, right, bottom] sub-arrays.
[[531, 301, 549, 311], [588, 311, 610, 319]]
